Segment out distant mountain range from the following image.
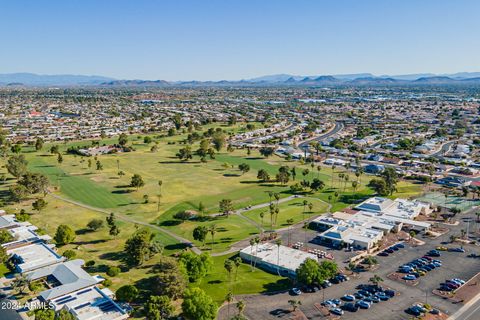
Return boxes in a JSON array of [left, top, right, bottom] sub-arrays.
[[2, 72, 480, 87], [0, 73, 114, 86]]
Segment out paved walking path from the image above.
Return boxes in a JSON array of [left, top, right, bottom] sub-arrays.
[[48, 192, 203, 254], [49, 192, 330, 257]]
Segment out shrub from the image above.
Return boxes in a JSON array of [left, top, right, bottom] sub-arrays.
[[62, 250, 76, 260], [106, 266, 121, 277]]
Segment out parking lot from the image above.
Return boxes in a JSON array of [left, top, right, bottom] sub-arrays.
[[232, 211, 480, 320]]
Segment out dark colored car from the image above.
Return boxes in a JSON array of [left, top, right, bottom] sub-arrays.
[[343, 302, 359, 312], [384, 289, 395, 297]]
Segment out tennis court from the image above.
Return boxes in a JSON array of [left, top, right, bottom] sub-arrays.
[[416, 192, 480, 212]]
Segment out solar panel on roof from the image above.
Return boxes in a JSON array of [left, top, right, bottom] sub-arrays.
[[74, 302, 91, 310]]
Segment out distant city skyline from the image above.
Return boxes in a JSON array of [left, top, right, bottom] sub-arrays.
[[1, 0, 479, 81]]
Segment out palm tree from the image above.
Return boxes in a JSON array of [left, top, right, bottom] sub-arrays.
[[225, 291, 233, 319], [209, 224, 217, 251], [331, 165, 336, 189], [268, 191, 274, 204], [253, 236, 260, 269], [249, 238, 255, 271], [275, 239, 282, 276], [260, 211, 265, 228], [286, 218, 294, 246], [269, 204, 275, 229], [288, 299, 302, 312], [234, 256, 242, 281], [317, 165, 321, 178], [369, 274, 384, 286], [224, 259, 234, 287], [236, 300, 246, 316]]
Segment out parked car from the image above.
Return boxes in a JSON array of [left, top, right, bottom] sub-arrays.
[[379, 251, 389, 257], [342, 294, 355, 301], [436, 246, 448, 251], [356, 300, 371, 309], [403, 274, 417, 281], [427, 250, 441, 257], [395, 243, 405, 249], [384, 289, 395, 297], [449, 247, 465, 253], [330, 308, 344, 315], [290, 288, 302, 295], [343, 302, 359, 312]]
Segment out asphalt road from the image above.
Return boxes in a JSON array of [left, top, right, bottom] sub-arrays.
[[297, 122, 344, 150], [431, 140, 456, 158]]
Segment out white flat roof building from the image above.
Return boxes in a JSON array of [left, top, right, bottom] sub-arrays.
[[8, 242, 65, 273], [240, 243, 318, 277], [312, 197, 431, 250], [51, 286, 128, 320]]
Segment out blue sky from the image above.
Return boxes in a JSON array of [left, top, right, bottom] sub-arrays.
[[1, 0, 479, 80]]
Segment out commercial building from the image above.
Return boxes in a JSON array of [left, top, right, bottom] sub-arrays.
[[240, 243, 318, 277], [311, 197, 431, 250]]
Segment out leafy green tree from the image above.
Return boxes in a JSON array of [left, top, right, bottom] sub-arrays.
[[57, 153, 63, 164], [12, 274, 28, 294], [50, 145, 59, 154], [62, 250, 76, 260], [0, 246, 7, 264], [153, 257, 187, 299], [11, 144, 22, 154], [130, 174, 145, 190], [34, 308, 55, 320], [179, 251, 213, 282], [55, 309, 75, 320], [259, 147, 274, 158], [368, 178, 388, 196], [18, 172, 49, 195], [54, 224, 76, 245], [176, 145, 193, 161], [9, 184, 28, 202], [118, 133, 128, 146], [124, 228, 162, 266], [173, 114, 182, 130], [380, 167, 398, 195], [310, 178, 325, 191], [182, 287, 217, 320], [193, 226, 208, 246], [219, 199, 234, 216], [32, 198, 47, 213], [145, 295, 174, 320], [6, 155, 28, 178], [87, 218, 104, 231], [238, 163, 250, 175], [0, 229, 13, 244], [212, 132, 226, 152], [296, 258, 321, 285], [35, 137, 44, 151], [107, 266, 121, 277], [257, 169, 270, 182], [143, 136, 152, 144], [116, 285, 138, 303]]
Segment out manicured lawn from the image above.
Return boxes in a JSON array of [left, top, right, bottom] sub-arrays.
[[18, 195, 180, 291], [0, 263, 9, 277], [199, 253, 291, 304], [243, 197, 330, 229], [156, 210, 260, 253]]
